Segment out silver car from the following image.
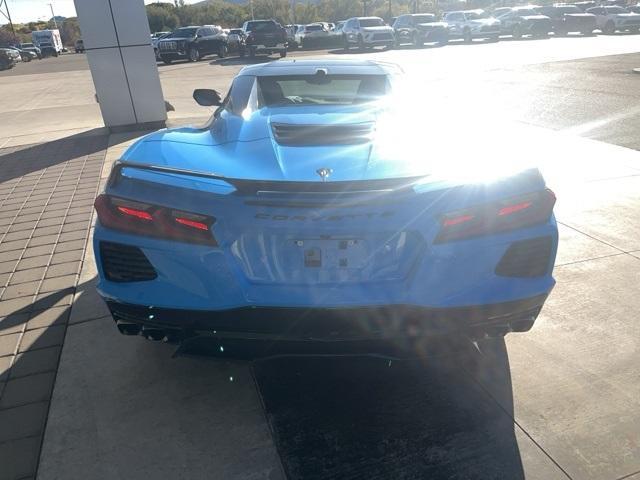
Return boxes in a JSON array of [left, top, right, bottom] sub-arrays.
[[443, 10, 501, 42], [342, 17, 395, 50]]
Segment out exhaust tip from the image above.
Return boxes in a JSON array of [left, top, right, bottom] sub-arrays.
[[142, 326, 166, 341], [116, 321, 142, 336]]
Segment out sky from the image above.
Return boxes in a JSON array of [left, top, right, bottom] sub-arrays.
[[2, 0, 200, 24]]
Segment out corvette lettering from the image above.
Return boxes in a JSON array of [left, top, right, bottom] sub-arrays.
[[255, 212, 395, 221]]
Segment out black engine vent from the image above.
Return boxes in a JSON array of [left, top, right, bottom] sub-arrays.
[[272, 123, 374, 146], [100, 242, 157, 283], [495, 236, 553, 278]]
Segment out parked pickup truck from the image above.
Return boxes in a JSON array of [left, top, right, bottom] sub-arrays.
[[240, 20, 287, 58], [242, 19, 288, 58]]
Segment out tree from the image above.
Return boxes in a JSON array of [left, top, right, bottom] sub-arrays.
[[146, 4, 179, 32], [60, 17, 81, 46], [0, 27, 19, 45]]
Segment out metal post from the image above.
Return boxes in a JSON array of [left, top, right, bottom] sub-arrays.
[[0, 0, 16, 37], [48, 3, 58, 29]]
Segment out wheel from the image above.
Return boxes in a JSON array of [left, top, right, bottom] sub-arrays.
[[161, 56, 172, 65], [603, 21, 615, 35], [412, 32, 423, 48], [0, 59, 8, 71], [513, 24, 522, 39], [463, 28, 472, 43], [343, 35, 350, 51], [357, 35, 366, 50], [279, 49, 287, 58], [188, 47, 200, 62], [218, 44, 228, 58]]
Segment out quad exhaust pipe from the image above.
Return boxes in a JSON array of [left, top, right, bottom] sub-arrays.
[[115, 321, 178, 343]]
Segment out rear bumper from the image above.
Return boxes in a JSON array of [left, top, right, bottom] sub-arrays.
[[248, 43, 286, 53], [105, 293, 549, 344], [159, 51, 188, 60]]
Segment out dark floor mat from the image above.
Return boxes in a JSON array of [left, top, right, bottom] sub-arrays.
[[253, 342, 526, 480]]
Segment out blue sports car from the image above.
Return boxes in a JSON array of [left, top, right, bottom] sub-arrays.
[[93, 59, 557, 356]]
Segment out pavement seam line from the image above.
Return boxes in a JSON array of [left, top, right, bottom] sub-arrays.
[[616, 469, 640, 480], [67, 314, 112, 328], [461, 362, 574, 480], [555, 252, 627, 268], [33, 143, 106, 480], [557, 220, 629, 254]]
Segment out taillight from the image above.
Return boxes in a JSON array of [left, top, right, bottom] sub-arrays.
[[94, 194, 218, 246], [434, 188, 556, 244]]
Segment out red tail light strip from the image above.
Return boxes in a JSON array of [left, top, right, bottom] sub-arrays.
[[94, 195, 218, 246], [435, 189, 555, 244]]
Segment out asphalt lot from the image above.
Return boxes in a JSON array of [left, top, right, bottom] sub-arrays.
[[1, 36, 640, 480]]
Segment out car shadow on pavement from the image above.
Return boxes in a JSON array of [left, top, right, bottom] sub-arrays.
[[0, 130, 117, 184], [4, 282, 525, 480], [252, 338, 527, 480]]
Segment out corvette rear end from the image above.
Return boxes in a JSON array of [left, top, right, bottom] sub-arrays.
[[93, 60, 558, 355]]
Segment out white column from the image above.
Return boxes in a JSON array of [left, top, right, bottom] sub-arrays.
[[74, 0, 167, 130]]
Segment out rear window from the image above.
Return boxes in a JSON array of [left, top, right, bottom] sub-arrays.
[[556, 6, 581, 14], [246, 21, 279, 32], [413, 15, 436, 23], [359, 18, 385, 27], [257, 74, 388, 107]]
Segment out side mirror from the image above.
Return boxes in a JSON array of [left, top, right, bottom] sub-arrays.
[[193, 89, 222, 107]]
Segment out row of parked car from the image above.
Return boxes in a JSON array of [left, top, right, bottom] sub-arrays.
[[145, 2, 640, 66], [0, 43, 52, 71]]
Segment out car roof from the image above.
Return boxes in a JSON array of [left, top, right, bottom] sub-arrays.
[[353, 16, 383, 20], [238, 59, 402, 77]]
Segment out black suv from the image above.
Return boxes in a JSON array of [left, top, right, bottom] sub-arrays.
[[157, 26, 228, 65], [242, 19, 287, 58], [392, 13, 449, 46]]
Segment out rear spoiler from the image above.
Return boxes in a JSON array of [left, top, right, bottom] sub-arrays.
[[108, 161, 424, 195]]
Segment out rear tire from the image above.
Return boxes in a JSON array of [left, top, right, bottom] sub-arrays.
[[188, 47, 200, 62], [513, 24, 522, 39], [279, 49, 287, 58], [412, 32, 422, 48], [603, 21, 615, 34]]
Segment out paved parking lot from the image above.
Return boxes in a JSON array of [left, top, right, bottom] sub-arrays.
[[1, 37, 640, 480]]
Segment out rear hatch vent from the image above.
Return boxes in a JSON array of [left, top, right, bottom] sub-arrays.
[[100, 241, 157, 282], [495, 236, 553, 278], [271, 123, 374, 146]]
